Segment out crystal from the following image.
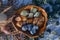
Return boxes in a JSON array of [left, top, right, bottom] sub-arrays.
[[15, 17, 21, 21]]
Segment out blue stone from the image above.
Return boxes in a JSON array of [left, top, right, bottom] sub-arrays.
[[27, 24, 33, 31], [30, 29, 36, 35], [22, 26, 27, 31], [33, 25, 38, 30]]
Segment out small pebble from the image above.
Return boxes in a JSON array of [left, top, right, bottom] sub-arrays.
[[27, 18, 33, 23], [22, 26, 27, 31], [30, 8, 37, 13], [21, 16, 27, 22], [37, 21, 43, 26], [33, 18, 39, 25], [27, 24, 33, 31], [34, 12, 40, 17], [30, 29, 36, 35], [30, 25, 38, 35], [15, 17, 21, 21], [16, 22, 22, 27], [33, 25, 38, 30], [28, 13, 34, 18], [20, 10, 28, 16]]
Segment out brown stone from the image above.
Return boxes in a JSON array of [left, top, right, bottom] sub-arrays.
[[21, 16, 27, 22], [33, 18, 39, 25], [37, 16, 44, 26], [15, 16, 21, 22], [16, 22, 22, 27], [27, 18, 33, 23]]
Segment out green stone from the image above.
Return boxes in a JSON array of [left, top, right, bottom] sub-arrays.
[[20, 10, 28, 16], [30, 8, 37, 13], [28, 13, 33, 18], [34, 12, 40, 17]]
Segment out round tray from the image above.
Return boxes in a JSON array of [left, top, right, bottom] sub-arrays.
[[12, 5, 48, 38]]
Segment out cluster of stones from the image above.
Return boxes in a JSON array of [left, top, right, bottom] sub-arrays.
[[22, 24, 38, 35], [20, 8, 40, 18], [15, 7, 44, 35]]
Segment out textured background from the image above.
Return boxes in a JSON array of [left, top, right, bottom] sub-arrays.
[[0, 0, 60, 40]]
